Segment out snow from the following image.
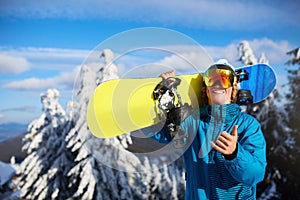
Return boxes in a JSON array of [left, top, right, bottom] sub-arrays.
[[13, 49, 184, 200], [238, 41, 258, 65], [287, 47, 300, 65], [100, 49, 119, 82], [258, 52, 269, 64]]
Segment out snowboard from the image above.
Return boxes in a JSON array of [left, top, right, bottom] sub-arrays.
[[87, 64, 276, 138]]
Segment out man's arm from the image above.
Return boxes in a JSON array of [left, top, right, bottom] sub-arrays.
[[223, 118, 267, 186]]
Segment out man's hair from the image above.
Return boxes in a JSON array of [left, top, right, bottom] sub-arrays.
[[231, 79, 238, 103]]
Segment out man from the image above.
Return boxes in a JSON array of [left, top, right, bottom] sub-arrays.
[[156, 59, 267, 199]]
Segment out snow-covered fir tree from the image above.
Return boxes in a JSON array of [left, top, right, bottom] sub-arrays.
[[286, 47, 300, 65], [237, 41, 297, 199], [238, 40, 269, 66], [16, 89, 74, 199], [285, 47, 300, 128], [16, 49, 185, 200], [268, 47, 300, 199], [258, 53, 269, 64], [238, 41, 258, 65], [65, 48, 184, 199], [98, 49, 119, 83], [258, 47, 300, 200]]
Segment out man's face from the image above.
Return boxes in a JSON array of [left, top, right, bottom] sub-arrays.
[[206, 85, 232, 105], [204, 66, 235, 105]]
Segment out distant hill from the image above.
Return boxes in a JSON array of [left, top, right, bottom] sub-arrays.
[[0, 133, 27, 163], [0, 123, 28, 142]]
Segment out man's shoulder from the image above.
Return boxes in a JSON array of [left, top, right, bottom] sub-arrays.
[[238, 111, 261, 128]]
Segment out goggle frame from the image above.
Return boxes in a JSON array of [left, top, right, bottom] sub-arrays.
[[204, 65, 236, 89]]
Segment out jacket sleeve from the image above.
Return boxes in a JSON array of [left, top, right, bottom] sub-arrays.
[[141, 122, 173, 144], [143, 109, 198, 144], [224, 115, 267, 187]]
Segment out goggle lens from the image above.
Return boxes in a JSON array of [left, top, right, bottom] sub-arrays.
[[204, 69, 234, 88]]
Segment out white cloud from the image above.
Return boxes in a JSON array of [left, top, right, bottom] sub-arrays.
[[3, 67, 80, 90], [0, 105, 37, 113], [205, 43, 238, 63], [0, 47, 89, 71], [0, 39, 292, 90], [112, 45, 214, 77], [14, 47, 89, 60], [202, 38, 293, 87], [158, 51, 213, 73], [0, 114, 4, 119], [249, 38, 292, 63], [204, 38, 293, 67], [109, 38, 293, 78], [0, 53, 30, 75], [0, 0, 298, 31]]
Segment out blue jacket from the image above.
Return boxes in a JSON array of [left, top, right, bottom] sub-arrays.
[[152, 103, 267, 199]]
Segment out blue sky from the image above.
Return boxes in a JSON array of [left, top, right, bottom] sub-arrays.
[[0, 0, 299, 126]]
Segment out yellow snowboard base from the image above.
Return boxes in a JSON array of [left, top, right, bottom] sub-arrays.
[[87, 74, 203, 138]]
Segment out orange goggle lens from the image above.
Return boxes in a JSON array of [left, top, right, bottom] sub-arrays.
[[204, 69, 234, 88]]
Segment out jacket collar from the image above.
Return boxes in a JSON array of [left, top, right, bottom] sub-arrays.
[[200, 103, 240, 124]]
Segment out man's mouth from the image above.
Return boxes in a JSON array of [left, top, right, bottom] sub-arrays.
[[212, 89, 225, 94], [209, 86, 226, 94]]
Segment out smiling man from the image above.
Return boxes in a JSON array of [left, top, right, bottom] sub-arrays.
[[157, 59, 267, 199]]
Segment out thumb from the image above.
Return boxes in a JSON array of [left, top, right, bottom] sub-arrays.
[[232, 125, 238, 137]]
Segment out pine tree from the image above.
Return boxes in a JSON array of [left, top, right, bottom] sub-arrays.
[[237, 40, 258, 65], [258, 47, 300, 200], [16, 89, 74, 200], [65, 60, 140, 199], [16, 49, 185, 199], [271, 47, 300, 199], [259, 48, 300, 199], [237, 41, 295, 199], [65, 49, 184, 199], [285, 48, 300, 133]]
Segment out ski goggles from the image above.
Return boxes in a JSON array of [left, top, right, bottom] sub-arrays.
[[204, 66, 235, 89]]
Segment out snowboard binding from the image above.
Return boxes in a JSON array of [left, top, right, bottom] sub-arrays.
[[236, 69, 249, 82], [235, 69, 254, 105], [153, 77, 192, 148], [236, 90, 253, 105]]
